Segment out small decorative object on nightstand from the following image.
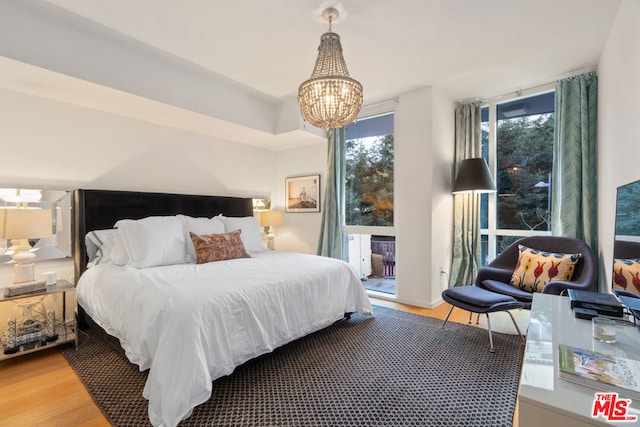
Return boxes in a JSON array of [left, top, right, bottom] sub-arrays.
[[43, 271, 57, 289]]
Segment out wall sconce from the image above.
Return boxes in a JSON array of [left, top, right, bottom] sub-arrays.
[[259, 210, 282, 250], [252, 198, 271, 211], [0, 207, 52, 284]]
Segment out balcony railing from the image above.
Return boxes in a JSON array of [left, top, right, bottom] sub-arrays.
[[371, 240, 395, 277]]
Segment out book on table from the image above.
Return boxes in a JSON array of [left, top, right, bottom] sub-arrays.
[[558, 344, 640, 400]]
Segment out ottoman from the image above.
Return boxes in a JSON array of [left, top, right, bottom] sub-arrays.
[[441, 285, 525, 352]]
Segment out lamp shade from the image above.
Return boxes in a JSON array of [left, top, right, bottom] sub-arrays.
[[452, 158, 496, 194], [260, 210, 282, 227], [0, 208, 52, 239]]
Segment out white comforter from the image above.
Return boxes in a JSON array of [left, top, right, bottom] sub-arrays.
[[76, 251, 372, 427]]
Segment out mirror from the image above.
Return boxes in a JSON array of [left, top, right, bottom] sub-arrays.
[[612, 179, 640, 293], [0, 189, 72, 263]]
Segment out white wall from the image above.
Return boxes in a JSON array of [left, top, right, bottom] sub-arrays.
[[395, 88, 433, 306], [395, 87, 455, 308], [0, 88, 276, 283], [272, 142, 326, 254], [597, 0, 640, 291], [430, 88, 456, 303], [0, 89, 275, 195]]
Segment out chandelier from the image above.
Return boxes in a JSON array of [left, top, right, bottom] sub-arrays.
[[298, 7, 363, 130]]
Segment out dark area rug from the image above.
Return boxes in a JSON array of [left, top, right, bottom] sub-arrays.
[[61, 305, 524, 426]]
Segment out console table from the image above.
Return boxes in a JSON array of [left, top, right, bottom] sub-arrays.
[[519, 293, 640, 426]]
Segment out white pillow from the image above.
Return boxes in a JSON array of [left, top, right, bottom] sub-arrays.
[[179, 215, 225, 262], [220, 216, 265, 253], [85, 229, 128, 267], [85, 229, 113, 264], [115, 216, 188, 268], [100, 230, 129, 266]]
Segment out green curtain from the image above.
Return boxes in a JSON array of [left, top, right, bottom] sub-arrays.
[[450, 103, 482, 287], [317, 128, 346, 259], [551, 73, 598, 252]]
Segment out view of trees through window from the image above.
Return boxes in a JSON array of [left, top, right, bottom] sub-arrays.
[[345, 113, 394, 227], [495, 113, 554, 231], [481, 91, 555, 260]]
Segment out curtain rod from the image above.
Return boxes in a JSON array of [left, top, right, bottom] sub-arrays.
[[479, 81, 555, 104], [470, 66, 597, 105]]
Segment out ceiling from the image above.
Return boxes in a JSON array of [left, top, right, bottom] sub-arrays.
[[0, 0, 622, 150]]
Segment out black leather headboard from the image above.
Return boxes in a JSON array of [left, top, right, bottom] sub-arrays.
[[73, 189, 253, 281]]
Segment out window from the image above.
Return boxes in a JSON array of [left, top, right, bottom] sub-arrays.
[[344, 113, 396, 294], [481, 90, 555, 264], [344, 113, 394, 228]]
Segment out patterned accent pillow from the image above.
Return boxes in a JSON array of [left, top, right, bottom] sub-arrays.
[[612, 258, 640, 296], [510, 245, 582, 293], [189, 230, 251, 264]]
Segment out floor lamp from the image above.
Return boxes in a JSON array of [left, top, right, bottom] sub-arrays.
[[452, 158, 496, 286]]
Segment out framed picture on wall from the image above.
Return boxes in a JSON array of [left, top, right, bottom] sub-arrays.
[[285, 174, 321, 213]]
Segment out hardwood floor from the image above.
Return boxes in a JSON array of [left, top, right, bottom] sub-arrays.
[[0, 346, 109, 426], [0, 298, 513, 426]]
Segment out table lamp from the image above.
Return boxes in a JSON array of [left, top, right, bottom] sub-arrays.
[[259, 210, 282, 250], [0, 207, 53, 284]]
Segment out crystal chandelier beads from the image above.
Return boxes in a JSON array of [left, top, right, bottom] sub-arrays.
[[298, 8, 363, 130]]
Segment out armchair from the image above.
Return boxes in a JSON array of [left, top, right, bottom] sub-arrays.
[[476, 236, 597, 309]]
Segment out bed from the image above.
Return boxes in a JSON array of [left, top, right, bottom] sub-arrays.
[[72, 189, 372, 427]]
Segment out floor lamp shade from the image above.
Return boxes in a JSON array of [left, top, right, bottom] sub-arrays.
[[452, 158, 496, 194], [452, 158, 496, 285]]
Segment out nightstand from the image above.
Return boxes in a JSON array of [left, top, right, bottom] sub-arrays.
[[0, 279, 77, 360]]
